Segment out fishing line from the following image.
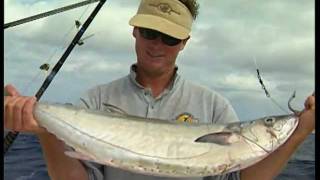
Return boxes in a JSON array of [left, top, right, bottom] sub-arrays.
[[253, 57, 289, 114], [78, 0, 92, 20], [240, 133, 271, 154], [21, 2, 95, 95]]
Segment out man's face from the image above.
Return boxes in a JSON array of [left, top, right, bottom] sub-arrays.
[[133, 27, 188, 77]]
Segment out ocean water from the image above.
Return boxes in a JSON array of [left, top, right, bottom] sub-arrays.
[[4, 133, 50, 180], [3, 133, 315, 180], [275, 133, 315, 180]]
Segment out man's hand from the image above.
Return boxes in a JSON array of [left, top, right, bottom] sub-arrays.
[[4, 84, 89, 180], [4, 84, 47, 134], [293, 93, 315, 138]]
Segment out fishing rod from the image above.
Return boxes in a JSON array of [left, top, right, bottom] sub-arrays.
[[4, 0, 107, 155], [4, 0, 100, 29]]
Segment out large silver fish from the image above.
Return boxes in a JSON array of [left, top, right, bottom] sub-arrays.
[[34, 101, 299, 177]]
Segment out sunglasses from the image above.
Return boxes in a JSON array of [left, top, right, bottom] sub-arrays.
[[138, 28, 182, 46]]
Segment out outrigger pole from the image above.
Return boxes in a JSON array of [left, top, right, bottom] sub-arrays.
[[4, 0, 107, 155], [4, 0, 100, 29]]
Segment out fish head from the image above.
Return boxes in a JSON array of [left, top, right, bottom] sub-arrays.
[[238, 114, 299, 152]]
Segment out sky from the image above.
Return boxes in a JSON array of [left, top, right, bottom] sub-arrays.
[[4, 0, 315, 121]]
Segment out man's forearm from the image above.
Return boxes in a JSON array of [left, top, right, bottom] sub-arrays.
[[38, 132, 89, 180], [240, 133, 306, 180]]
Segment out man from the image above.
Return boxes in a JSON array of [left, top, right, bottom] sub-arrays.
[[4, 0, 315, 180]]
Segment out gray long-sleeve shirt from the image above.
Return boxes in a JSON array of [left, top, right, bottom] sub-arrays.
[[77, 65, 241, 180]]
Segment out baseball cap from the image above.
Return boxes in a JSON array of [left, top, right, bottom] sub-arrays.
[[129, 0, 193, 39]]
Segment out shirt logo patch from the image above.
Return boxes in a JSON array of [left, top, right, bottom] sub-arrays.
[[176, 113, 198, 123]]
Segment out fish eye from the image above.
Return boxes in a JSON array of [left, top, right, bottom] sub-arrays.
[[264, 117, 276, 126]]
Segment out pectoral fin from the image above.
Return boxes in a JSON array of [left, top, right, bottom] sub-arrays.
[[195, 132, 241, 145]]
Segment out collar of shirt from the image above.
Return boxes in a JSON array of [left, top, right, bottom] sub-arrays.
[[128, 64, 181, 100]]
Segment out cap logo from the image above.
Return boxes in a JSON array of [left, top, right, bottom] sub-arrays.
[[149, 3, 180, 15]]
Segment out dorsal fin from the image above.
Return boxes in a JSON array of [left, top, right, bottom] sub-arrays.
[[103, 103, 127, 115]]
